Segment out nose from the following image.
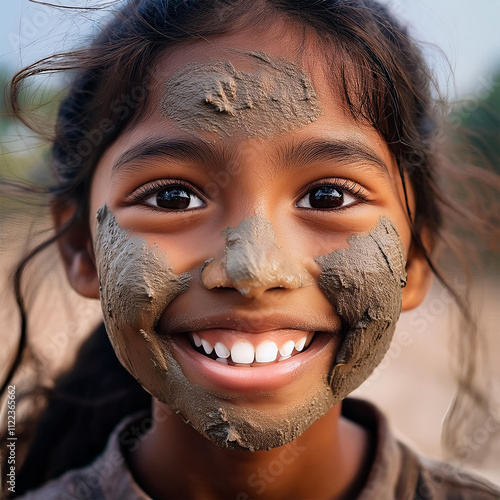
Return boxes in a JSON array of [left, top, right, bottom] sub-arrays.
[[200, 215, 312, 299]]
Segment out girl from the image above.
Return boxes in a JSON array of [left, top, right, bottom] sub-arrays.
[[1, 0, 499, 498]]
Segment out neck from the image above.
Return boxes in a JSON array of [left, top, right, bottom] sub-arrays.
[[129, 399, 372, 499]]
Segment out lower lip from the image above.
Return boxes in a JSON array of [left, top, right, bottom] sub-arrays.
[[169, 331, 334, 394]]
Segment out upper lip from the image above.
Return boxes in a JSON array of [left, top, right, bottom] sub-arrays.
[[158, 310, 337, 335]]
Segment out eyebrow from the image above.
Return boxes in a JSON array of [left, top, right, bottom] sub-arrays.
[[278, 138, 390, 175], [112, 136, 390, 178], [112, 137, 225, 175]]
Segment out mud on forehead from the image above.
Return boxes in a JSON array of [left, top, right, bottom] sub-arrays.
[[161, 51, 322, 139]]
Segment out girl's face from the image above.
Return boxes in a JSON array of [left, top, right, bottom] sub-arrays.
[[78, 24, 428, 450]]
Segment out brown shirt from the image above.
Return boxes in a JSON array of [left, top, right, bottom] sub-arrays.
[[18, 399, 500, 500]]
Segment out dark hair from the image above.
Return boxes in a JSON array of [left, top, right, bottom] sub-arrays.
[[1, 0, 498, 495]]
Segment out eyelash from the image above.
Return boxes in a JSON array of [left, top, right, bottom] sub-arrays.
[[129, 179, 204, 203], [299, 178, 369, 203], [128, 177, 369, 209]]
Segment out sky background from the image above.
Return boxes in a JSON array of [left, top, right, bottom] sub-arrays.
[[1, 0, 500, 98]]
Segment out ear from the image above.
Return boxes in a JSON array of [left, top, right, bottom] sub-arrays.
[[53, 203, 100, 299], [401, 233, 433, 311]]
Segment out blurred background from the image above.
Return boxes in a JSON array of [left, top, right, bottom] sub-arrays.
[[1, 0, 499, 489]]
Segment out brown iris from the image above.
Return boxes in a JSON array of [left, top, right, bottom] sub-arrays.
[[156, 187, 191, 209], [309, 186, 343, 208]]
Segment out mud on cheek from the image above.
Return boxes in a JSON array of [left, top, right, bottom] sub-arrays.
[[315, 217, 407, 399], [93, 205, 191, 393]]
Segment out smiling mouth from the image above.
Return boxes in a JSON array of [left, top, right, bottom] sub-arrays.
[[187, 330, 316, 367]]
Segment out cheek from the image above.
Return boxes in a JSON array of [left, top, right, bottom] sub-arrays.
[[316, 216, 407, 397], [93, 205, 191, 393]]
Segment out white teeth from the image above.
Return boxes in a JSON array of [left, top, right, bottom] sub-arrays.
[[195, 333, 314, 365], [214, 342, 230, 359], [295, 336, 307, 352], [231, 341, 255, 364], [279, 340, 295, 357], [255, 341, 278, 363], [201, 339, 213, 355]]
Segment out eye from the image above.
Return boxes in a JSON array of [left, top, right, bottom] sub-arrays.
[[146, 186, 204, 210], [130, 181, 206, 211], [296, 181, 362, 210]]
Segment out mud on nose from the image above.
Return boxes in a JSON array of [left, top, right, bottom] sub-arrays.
[[200, 215, 313, 298]]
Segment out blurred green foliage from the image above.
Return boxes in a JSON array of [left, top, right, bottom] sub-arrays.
[[1, 65, 64, 219], [1, 64, 62, 183], [442, 70, 500, 274], [449, 70, 500, 174]]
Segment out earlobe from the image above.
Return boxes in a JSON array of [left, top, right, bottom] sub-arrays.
[[401, 239, 433, 311], [53, 204, 100, 299]]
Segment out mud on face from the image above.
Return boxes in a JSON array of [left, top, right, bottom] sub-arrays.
[[94, 206, 406, 451], [161, 51, 322, 139]]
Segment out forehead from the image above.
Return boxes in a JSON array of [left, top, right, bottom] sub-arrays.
[[141, 26, 349, 134], [101, 25, 396, 178]]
